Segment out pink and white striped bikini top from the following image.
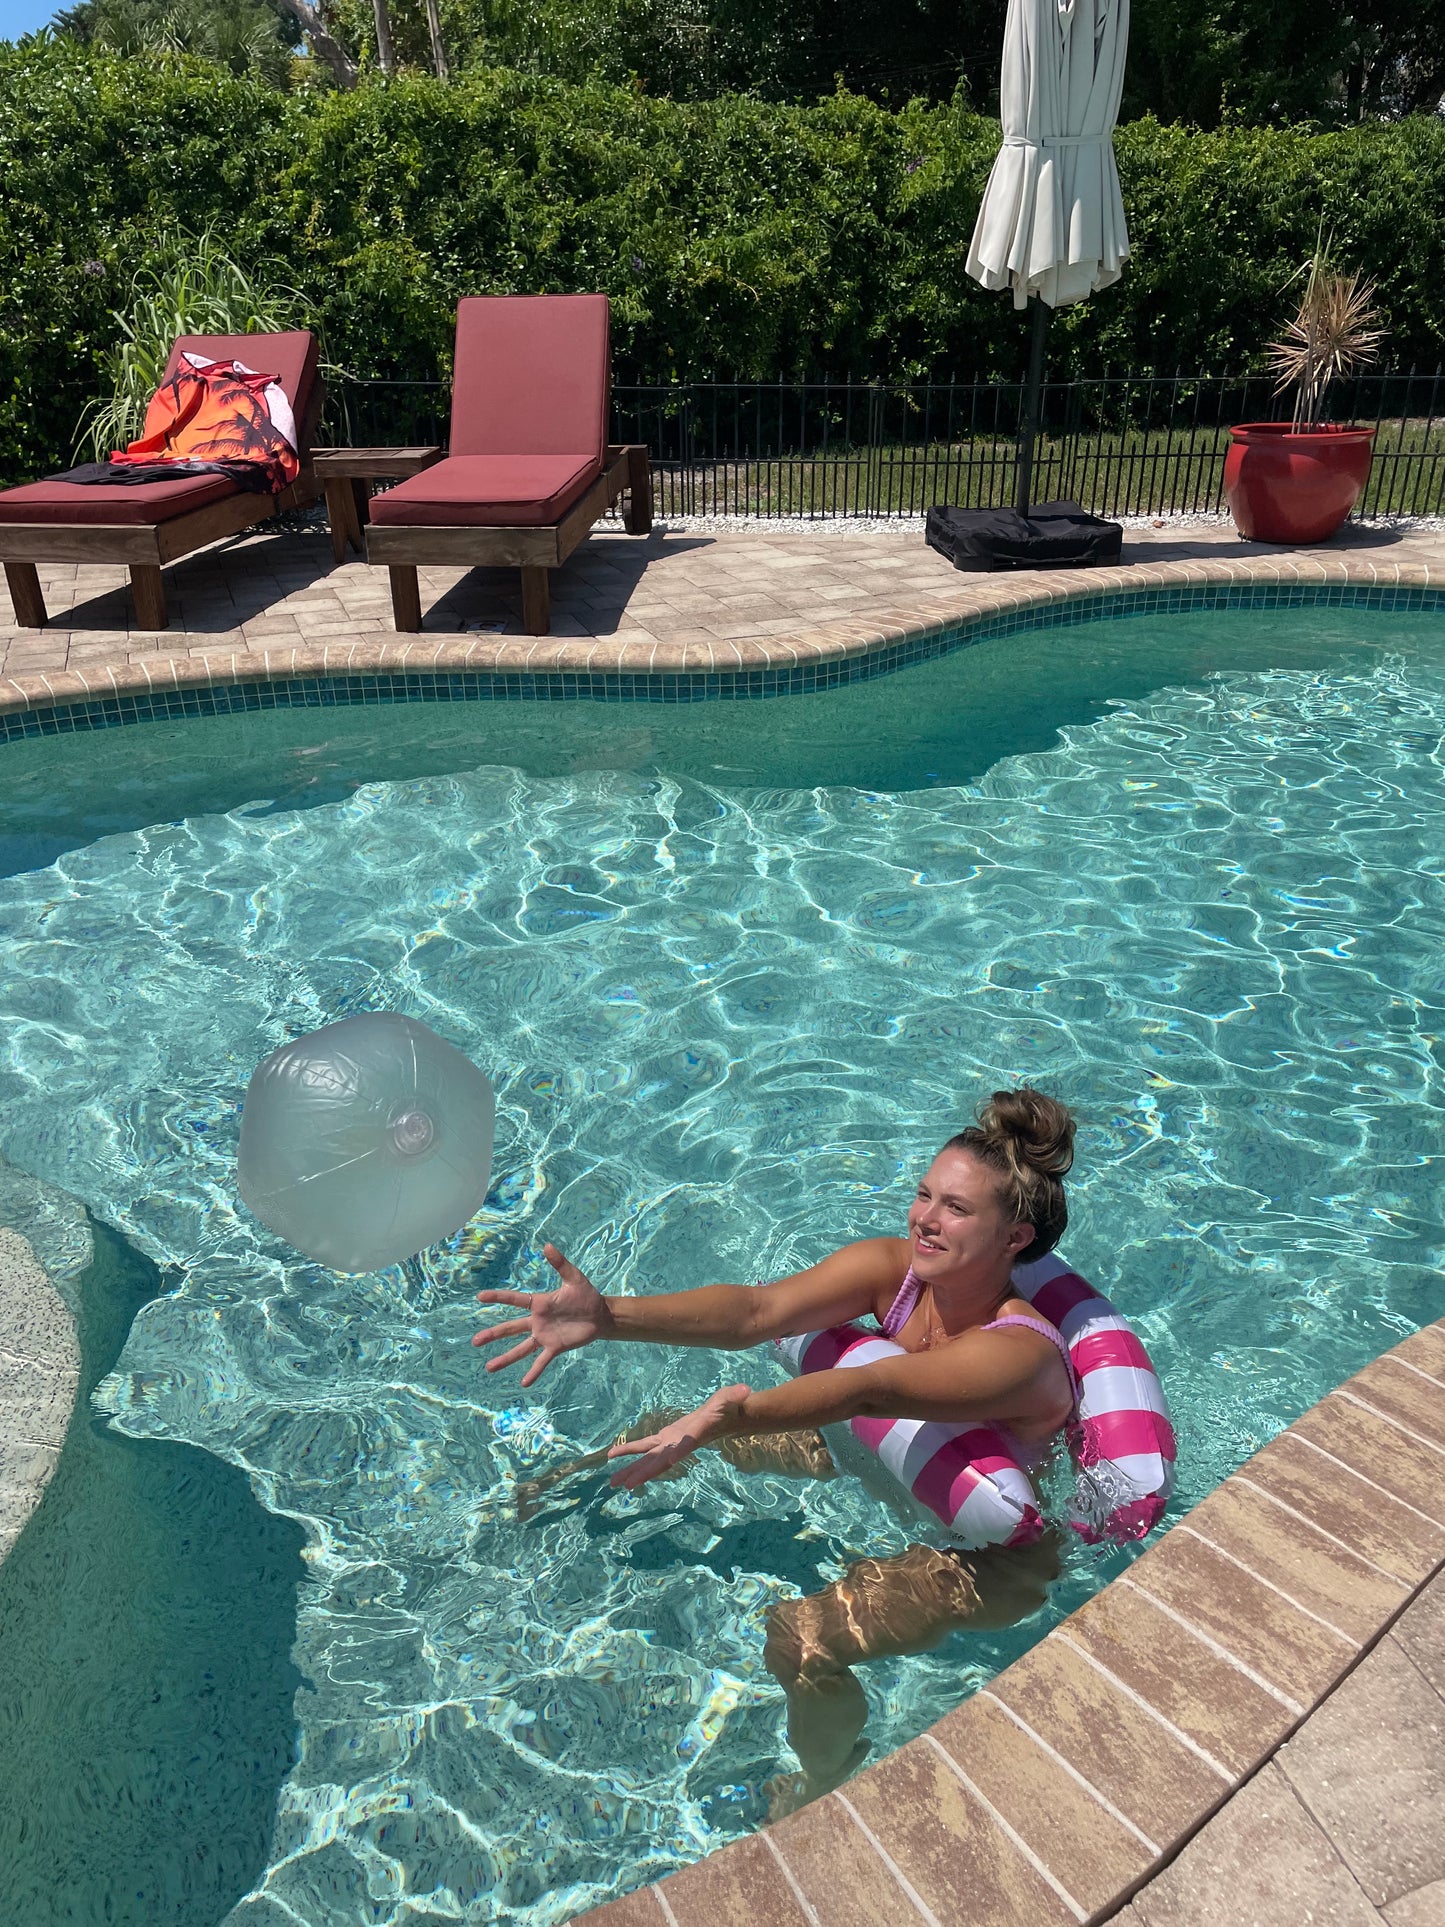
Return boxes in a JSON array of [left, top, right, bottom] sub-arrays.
[[880, 1266, 1080, 1407]]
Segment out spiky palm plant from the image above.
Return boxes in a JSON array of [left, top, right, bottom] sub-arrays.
[[55, 0, 299, 85], [75, 229, 302, 461], [1265, 250, 1387, 432]]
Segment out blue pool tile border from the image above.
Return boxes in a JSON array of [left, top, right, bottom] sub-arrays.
[[3, 580, 1443, 740]]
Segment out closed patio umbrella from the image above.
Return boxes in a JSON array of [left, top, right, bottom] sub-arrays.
[[966, 0, 1130, 517]]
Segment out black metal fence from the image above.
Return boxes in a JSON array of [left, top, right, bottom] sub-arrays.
[[323, 367, 1445, 520]]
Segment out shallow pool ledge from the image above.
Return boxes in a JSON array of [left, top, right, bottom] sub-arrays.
[[570, 1317, 1445, 1927], [2, 545, 1443, 729], [0, 1227, 80, 1562]]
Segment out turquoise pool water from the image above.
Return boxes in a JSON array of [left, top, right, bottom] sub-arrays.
[[0, 605, 1443, 1923], [0, 1215, 305, 1927]]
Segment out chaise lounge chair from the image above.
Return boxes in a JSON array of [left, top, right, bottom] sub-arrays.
[[0, 331, 322, 632], [363, 294, 651, 636]]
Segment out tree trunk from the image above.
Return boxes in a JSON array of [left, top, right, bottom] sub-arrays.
[[372, 0, 395, 75], [423, 0, 448, 78], [272, 0, 358, 87]]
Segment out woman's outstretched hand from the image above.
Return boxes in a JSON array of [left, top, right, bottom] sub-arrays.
[[606, 1384, 752, 1490], [473, 1243, 614, 1387]]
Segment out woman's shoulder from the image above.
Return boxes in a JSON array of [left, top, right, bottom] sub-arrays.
[[972, 1298, 1070, 1375], [758, 1237, 911, 1340], [975, 1300, 1074, 1430], [991, 1294, 1062, 1336]]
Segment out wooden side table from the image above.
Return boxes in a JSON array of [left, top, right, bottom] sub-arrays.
[[312, 447, 444, 563]]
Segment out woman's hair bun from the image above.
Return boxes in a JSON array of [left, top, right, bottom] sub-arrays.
[[977, 1087, 1076, 1179], [942, 1087, 1076, 1260]]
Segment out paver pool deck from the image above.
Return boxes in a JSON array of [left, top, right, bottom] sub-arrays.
[[1, 516, 1442, 704], [1, 512, 1443, 1923]]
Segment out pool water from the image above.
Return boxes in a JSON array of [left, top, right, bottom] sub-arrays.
[[0, 1215, 305, 1927], [0, 605, 1443, 1924]]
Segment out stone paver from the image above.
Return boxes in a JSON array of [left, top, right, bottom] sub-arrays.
[[1392, 1579, 1445, 1702], [1385, 1880, 1445, 1927], [1275, 1631, 1445, 1910], [3, 518, 1442, 706], [1113, 1570, 1445, 1927], [1118, 1762, 1385, 1927]]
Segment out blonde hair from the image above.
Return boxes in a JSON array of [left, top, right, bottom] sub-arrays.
[[943, 1087, 1076, 1262]]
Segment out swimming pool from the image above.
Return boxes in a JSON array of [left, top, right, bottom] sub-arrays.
[[1, 601, 1443, 1924]]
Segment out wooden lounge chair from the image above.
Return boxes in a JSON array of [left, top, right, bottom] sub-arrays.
[[363, 294, 652, 636], [0, 331, 322, 632]]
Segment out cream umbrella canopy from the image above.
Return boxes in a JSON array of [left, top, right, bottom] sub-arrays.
[[966, 0, 1130, 513]]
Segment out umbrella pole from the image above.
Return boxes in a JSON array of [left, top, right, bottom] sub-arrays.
[[1015, 295, 1052, 519]]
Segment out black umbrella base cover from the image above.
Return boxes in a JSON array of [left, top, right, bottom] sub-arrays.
[[926, 500, 1123, 572]]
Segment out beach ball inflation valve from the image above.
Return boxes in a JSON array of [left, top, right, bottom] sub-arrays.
[[238, 1012, 495, 1272]]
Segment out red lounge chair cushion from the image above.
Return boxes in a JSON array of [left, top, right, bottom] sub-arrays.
[[449, 295, 609, 463], [0, 471, 239, 526], [368, 454, 601, 528], [0, 330, 319, 528]]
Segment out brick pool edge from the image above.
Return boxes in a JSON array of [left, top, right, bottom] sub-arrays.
[[2, 550, 1442, 732], [570, 1318, 1445, 1927]]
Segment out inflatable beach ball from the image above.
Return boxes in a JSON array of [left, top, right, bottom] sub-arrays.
[[238, 1013, 495, 1272]]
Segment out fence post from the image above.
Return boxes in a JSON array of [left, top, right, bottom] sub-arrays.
[[865, 381, 883, 516]]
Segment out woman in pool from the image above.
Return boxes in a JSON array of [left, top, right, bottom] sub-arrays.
[[473, 1087, 1076, 1810]]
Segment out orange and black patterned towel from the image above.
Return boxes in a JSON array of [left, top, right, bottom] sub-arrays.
[[110, 353, 299, 491]]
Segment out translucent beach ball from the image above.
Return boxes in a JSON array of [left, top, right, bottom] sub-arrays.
[[238, 1013, 495, 1272]]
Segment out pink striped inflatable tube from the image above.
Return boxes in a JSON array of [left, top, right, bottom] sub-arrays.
[[773, 1251, 1174, 1551], [1016, 1252, 1176, 1543]]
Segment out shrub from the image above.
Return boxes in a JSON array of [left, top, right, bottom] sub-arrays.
[[2, 39, 1443, 482], [0, 39, 294, 479]]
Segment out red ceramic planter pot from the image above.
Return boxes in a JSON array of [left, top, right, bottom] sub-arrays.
[[1224, 421, 1375, 544]]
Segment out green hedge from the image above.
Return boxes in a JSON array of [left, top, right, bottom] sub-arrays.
[[4, 39, 1444, 481]]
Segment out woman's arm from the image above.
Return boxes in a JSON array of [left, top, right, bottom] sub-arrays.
[[608, 1238, 901, 1346], [473, 1237, 903, 1385], [607, 1329, 1059, 1488]]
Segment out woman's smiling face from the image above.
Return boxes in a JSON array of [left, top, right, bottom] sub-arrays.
[[906, 1146, 1033, 1285]]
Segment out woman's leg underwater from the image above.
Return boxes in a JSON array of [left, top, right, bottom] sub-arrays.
[[764, 1533, 1060, 1814]]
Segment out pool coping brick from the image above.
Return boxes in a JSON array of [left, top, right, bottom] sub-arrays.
[[568, 1321, 1445, 1926], [1, 522, 1443, 734]]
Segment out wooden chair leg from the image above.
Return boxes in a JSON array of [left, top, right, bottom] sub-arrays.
[[323, 479, 356, 562], [4, 561, 46, 628], [389, 564, 423, 632], [520, 566, 551, 636], [129, 563, 169, 631], [623, 446, 653, 535]]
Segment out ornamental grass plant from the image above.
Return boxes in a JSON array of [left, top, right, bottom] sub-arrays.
[[74, 226, 301, 460]]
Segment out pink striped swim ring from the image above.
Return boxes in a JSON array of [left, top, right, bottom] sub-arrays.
[[773, 1251, 1175, 1551]]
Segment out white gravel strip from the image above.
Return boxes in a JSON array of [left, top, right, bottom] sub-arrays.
[[648, 513, 1228, 536], [602, 512, 1445, 538], [294, 502, 1443, 541]]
